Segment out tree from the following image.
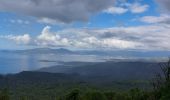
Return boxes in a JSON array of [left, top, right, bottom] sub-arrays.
[[84, 91, 107, 100], [65, 89, 81, 100], [0, 88, 10, 100], [151, 58, 170, 100], [104, 91, 116, 100]]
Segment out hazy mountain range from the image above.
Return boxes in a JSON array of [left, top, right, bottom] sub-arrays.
[[0, 48, 167, 90], [1, 48, 170, 58]]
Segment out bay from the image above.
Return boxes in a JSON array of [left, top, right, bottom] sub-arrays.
[[0, 52, 103, 74]]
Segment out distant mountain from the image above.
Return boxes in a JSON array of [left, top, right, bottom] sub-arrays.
[[38, 61, 162, 81], [0, 48, 170, 57], [23, 48, 74, 54], [78, 50, 170, 57], [0, 48, 74, 54]]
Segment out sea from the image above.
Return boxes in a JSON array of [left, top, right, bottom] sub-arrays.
[[0, 52, 103, 74]]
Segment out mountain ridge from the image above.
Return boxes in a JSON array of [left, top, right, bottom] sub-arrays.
[[0, 48, 170, 57]]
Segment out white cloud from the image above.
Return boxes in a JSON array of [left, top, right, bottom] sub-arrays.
[[104, 2, 149, 15], [37, 18, 64, 25], [37, 26, 60, 42], [82, 36, 142, 49], [140, 14, 170, 24], [104, 7, 128, 14], [102, 38, 142, 49], [0, 34, 31, 44], [2, 26, 141, 49], [1, 24, 170, 50], [36, 26, 69, 47], [129, 3, 149, 13], [10, 19, 30, 24]]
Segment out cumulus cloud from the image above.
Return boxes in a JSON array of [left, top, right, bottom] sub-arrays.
[[1, 24, 170, 50], [129, 3, 149, 13], [104, 7, 128, 14], [0, 0, 115, 23], [37, 25, 170, 50], [35, 26, 69, 47], [140, 14, 170, 24], [0, 34, 31, 44], [102, 38, 141, 49], [104, 2, 149, 15]]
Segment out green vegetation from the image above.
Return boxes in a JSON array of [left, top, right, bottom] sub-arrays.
[[0, 60, 170, 100], [0, 88, 10, 100]]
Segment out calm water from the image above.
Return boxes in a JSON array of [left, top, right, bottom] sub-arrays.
[[0, 52, 103, 74]]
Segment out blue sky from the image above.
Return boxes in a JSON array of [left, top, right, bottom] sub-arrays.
[[0, 0, 170, 51]]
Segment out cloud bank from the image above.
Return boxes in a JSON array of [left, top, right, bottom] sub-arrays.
[[0, 0, 115, 23], [155, 0, 170, 13], [1, 24, 170, 51], [140, 14, 170, 24]]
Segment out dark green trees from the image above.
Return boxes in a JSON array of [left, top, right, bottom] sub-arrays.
[[65, 89, 81, 100], [0, 88, 10, 100], [150, 58, 170, 100], [84, 91, 107, 100]]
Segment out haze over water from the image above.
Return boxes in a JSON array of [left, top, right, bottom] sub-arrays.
[[0, 52, 104, 74]]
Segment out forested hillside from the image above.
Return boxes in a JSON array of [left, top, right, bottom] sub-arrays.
[[0, 60, 170, 100]]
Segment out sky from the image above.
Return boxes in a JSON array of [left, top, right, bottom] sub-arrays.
[[0, 0, 170, 51]]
